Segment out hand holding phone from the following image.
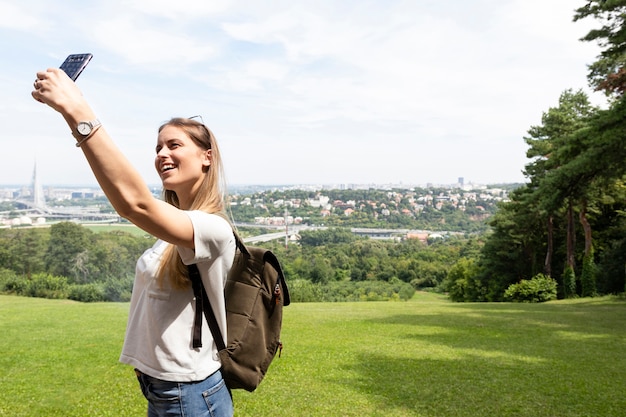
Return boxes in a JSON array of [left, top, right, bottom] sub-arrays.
[[59, 53, 93, 81]]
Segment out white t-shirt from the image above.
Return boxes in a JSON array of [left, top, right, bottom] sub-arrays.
[[119, 211, 236, 382]]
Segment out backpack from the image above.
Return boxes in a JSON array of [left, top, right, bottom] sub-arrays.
[[188, 233, 290, 391]]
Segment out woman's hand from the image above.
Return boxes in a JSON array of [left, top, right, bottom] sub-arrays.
[[32, 68, 87, 117], [31, 67, 195, 247]]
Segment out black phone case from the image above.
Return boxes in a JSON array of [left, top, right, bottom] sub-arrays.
[[60, 53, 93, 81]]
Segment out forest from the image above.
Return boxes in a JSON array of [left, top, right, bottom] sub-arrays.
[[0, 221, 483, 303], [1, 1, 626, 303]]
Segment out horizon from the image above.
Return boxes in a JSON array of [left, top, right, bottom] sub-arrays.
[[1, 161, 527, 191], [3, 158, 526, 191], [0, 178, 525, 190]]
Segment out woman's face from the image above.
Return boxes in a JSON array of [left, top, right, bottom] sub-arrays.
[[155, 125, 211, 198]]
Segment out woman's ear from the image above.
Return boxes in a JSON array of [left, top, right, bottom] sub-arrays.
[[202, 149, 212, 168]]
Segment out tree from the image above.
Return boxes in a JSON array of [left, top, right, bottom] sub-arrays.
[[525, 90, 598, 279], [307, 255, 333, 284], [444, 258, 483, 302], [476, 89, 605, 302], [298, 228, 356, 246], [476, 188, 547, 301], [581, 249, 597, 297], [44, 222, 93, 279], [575, 0, 626, 97], [0, 229, 48, 278]]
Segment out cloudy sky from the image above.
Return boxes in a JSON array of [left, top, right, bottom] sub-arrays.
[[0, 0, 607, 187]]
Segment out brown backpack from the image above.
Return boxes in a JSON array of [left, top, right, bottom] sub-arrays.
[[189, 234, 290, 391]]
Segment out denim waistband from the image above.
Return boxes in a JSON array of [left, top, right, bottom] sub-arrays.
[[134, 368, 221, 383]]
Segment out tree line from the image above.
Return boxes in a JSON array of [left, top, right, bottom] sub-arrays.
[[265, 228, 483, 302], [0, 222, 484, 303], [443, 1, 626, 301], [0, 223, 152, 302]]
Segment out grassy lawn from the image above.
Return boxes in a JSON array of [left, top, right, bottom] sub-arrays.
[[1, 293, 624, 416]]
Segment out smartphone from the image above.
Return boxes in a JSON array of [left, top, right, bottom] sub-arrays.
[[59, 53, 93, 81]]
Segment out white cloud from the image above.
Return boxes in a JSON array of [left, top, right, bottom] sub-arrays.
[[127, 0, 234, 19], [0, 0, 610, 187], [90, 15, 216, 69], [0, 1, 45, 31]]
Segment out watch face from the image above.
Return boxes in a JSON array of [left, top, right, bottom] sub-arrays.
[[77, 122, 91, 136]]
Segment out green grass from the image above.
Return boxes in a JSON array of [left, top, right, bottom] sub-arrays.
[[1, 293, 625, 416], [82, 223, 152, 237]]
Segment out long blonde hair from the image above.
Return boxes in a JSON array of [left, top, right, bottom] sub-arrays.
[[156, 117, 229, 288]]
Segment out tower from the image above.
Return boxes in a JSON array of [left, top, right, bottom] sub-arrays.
[[32, 162, 46, 210]]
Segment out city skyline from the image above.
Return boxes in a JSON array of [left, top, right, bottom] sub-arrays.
[[0, 162, 520, 191]]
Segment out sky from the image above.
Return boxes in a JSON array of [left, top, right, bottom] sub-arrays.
[[0, 0, 608, 188]]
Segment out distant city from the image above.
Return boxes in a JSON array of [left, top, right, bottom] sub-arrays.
[[1, 163, 521, 227]]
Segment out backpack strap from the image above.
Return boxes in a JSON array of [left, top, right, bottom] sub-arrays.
[[264, 249, 291, 306], [215, 212, 249, 256], [233, 231, 248, 255], [188, 212, 238, 350], [189, 263, 226, 350]]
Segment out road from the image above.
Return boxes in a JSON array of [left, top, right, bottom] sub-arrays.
[[237, 224, 462, 244]]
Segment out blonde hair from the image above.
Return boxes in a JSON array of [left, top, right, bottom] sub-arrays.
[[156, 117, 229, 288]]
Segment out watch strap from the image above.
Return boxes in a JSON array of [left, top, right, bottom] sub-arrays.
[[74, 119, 102, 147]]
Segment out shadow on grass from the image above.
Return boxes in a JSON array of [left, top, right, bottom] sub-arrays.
[[342, 353, 552, 417], [338, 301, 626, 416]]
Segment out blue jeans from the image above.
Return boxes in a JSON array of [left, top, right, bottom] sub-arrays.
[[135, 369, 234, 417]]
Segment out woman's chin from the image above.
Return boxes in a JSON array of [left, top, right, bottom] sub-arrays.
[[160, 181, 176, 192]]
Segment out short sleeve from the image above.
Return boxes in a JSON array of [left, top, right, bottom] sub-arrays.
[[177, 211, 234, 265]]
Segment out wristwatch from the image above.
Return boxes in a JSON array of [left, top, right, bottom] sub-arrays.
[[75, 119, 101, 139]]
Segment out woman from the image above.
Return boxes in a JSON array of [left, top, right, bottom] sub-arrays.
[[32, 68, 236, 417]]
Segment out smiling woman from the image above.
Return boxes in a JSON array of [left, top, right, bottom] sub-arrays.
[[30, 68, 236, 416]]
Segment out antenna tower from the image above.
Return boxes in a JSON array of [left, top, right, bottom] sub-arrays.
[[32, 161, 46, 210]]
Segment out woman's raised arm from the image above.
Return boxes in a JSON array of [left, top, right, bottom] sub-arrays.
[[32, 68, 195, 248]]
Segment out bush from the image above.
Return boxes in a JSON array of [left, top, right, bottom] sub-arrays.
[[504, 274, 557, 303], [103, 276, 134, 302], [68, 283, 106, 302], [324, 279, 414, 302], [289, 279, 323, 303], [287, 278, 415, 302], [0, 268, 16, 290], [581, 253, 597, 297], [563, 266, 577, 299], [444, 258, 484, 302], [25, 273, 69, 299], [2, 274, 26, 295]]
